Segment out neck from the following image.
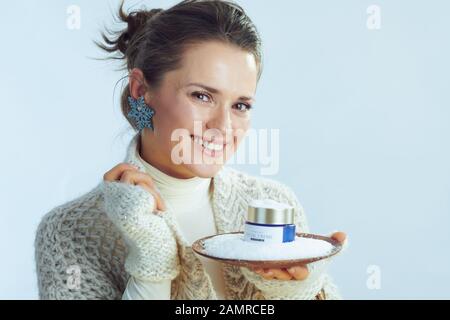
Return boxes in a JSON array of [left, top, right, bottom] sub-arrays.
[[139, 131, 196, 179]]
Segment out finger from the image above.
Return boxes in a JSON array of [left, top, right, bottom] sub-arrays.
[[331, 231, 347, 243], [138, 181, 166, 211], [151, 188, 167, 212], [131, 174, 165, 210], [136, 181, 166, 212], [103, 163, 138, 181], [118, 171, 166, 211], [269, 268, 293, 280], [119, 170, 157, 189], [119, 170, 157, 191], [287, 265, 309, 280], [251, 267, 264, 274], [259, 269, 275, 280]]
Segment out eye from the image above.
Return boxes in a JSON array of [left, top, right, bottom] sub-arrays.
[[191, 91, 211, 103], [233, 103, 253, 112]]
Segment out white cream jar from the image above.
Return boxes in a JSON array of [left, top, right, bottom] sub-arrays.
[[243, 199, 295, 244]]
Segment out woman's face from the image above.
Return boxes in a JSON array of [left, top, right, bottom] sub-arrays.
[[132, 40, 259, 179]]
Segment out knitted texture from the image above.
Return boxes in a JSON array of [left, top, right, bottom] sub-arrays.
[[34, 133, 345, 300], [102, 180, 180, 281], [239, 240, 348, 300]]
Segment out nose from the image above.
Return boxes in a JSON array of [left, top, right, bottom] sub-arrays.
[[206, 106, 232, 138]]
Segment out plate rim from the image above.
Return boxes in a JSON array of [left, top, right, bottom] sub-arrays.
[[191, 231, 342, 268]]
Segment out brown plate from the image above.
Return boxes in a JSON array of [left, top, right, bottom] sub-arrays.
[[191, 231, 342, 269]]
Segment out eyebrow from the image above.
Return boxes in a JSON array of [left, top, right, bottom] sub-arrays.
[[186, 82, 255, 102]]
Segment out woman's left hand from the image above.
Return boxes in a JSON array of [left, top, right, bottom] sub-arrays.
[[248, 231, 347, 280]]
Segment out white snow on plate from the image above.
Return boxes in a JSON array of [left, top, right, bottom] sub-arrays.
[[202, 233, 334, 261]]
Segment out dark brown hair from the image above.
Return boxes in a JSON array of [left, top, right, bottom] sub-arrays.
[[95, 0, 263, 131]]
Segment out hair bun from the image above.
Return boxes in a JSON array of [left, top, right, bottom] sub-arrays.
[[95, 3, 164, 59], [117, 8, 164, 55]]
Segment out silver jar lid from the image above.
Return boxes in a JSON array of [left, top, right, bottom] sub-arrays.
[[247, 199, 294, 224]]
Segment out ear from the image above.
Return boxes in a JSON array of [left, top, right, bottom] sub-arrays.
[[128, 68, 148, 99]]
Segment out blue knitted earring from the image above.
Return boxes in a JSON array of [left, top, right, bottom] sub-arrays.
[[127, 95, 155, 131]]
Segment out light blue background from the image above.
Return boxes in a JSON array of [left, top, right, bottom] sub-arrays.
[[0, 0, 449, 299]]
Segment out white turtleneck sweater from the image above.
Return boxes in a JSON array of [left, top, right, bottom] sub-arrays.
[[122, 149, 227, 300]]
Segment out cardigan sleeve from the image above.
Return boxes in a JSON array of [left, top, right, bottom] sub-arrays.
[[34, 209, 122, 300], [239, 182, 347, 300], [239, 245, 346, 300], [101, 181, 180, 282]]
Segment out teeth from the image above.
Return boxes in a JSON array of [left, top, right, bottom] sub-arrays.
[[205, 142, 223, 151], [192, 136, 224, 151]]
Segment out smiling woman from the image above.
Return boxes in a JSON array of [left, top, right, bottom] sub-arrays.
[[34, 0, 346, 300], [130, 39, 258, 177]]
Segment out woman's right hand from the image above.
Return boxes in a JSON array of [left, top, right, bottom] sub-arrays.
[[103, 163, 166, 212], [101, 162, 181, 282]]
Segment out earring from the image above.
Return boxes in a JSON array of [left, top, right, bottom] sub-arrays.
[[127, 95, 155, 131]]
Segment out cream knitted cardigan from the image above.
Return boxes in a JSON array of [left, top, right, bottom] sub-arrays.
[[34, 133, 344, 300]]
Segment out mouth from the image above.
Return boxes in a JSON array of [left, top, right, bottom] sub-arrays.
[[190, 134, 227, 158]]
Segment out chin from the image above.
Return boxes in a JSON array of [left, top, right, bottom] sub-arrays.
[[183, 163, 225, 178]]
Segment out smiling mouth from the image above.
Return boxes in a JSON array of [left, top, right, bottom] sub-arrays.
[[190, 135, 225, 152]]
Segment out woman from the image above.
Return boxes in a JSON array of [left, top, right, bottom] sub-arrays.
[[35, 0, 347, 300]]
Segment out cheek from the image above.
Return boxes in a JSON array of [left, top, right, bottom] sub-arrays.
[[233, 113, 251, 131], [156, 96, 194, 132], [165, 96, 202, 125], [232, 115, 251, 146], [237, 116, 251, 130]]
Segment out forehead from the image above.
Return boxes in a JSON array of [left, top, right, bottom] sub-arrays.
[[168, 41, 258, 96]]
